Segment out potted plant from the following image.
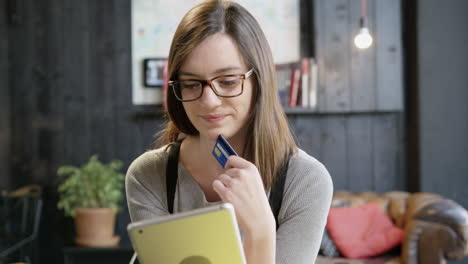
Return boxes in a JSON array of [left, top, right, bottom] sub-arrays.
[[57, 155, 125, 247]]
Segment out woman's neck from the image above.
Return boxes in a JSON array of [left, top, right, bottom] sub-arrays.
[[189, 131, 247, 157], [181, 132, 248, 170], [179, 132, 248, 202]]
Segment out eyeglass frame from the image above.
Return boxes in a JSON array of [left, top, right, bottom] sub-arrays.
[[168, 68, 255, 102]]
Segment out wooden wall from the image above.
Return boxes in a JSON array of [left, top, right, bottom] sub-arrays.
[[3, 1, 162, 262], [0, 0, 11, 189], [5, 0, 164, 188], [308, 0, 405, 191], [2, 0, 404, 263], [290, 113, 404, 192], [314, 0, 403, 112], [417, 0, 468, 214]]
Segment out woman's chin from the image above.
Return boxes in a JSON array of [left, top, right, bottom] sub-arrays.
[[204, 129, 227, 141]]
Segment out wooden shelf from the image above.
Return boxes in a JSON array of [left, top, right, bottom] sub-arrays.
[[129, 105, 401, 118], [283, 107, 318, 115], [283, 107, 401, 116]]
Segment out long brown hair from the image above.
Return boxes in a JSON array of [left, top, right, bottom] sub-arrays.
[[157, 0, 296, 190]]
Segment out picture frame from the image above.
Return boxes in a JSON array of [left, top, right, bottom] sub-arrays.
[[143, 58, 166, 88]]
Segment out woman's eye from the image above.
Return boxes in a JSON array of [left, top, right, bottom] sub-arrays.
[[181, 82, 199, 89], [218, 78, 240, 87]]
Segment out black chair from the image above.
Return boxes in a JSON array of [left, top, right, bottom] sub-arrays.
[[0, 185, 43, 264]]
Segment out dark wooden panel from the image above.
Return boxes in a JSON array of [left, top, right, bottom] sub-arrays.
[[373, 114, 403, 192], [113, 0, 140, 164], [375, 0, 403, 111], [349, 0, 376, 111], [288, 113, 403, 193], [32, 2, 69, 264], [320, 116, 348, 189], [9, 0, 39, 188], [347, 116, 373, 191], [314, 0, 403, 113], [87, 0, 116, 160], [31, 0, 54, 185], [112, 0, 138, 248], [46, 0, 66, 180], [0, 0, 11, 189], [315, 0, 351, 112], [299, 0, 314, 57], [403, 0, 420, 194], [111, 0, 168, 247], [141, 118, 163, 150], [288, 115, 323, 160], [62, 0, 91, 164], [396, 113, 406, 192], [417, 0, 468, 213]]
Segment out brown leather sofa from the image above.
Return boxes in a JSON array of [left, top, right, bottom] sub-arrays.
[[316, 191, 468, 264]]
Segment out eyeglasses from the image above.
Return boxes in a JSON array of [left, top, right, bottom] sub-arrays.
[[169, 68, 254, 102]]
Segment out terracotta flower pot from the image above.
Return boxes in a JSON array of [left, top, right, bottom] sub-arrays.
[[74, 208, 120, 247]]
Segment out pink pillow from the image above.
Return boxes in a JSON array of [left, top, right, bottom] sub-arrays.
[[326, 202, 404, 259]]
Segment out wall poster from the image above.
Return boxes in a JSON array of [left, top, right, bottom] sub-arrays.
[[131, 0, 300, 105]]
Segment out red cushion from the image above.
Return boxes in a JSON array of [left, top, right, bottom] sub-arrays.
[[326, 202, 404, 259]]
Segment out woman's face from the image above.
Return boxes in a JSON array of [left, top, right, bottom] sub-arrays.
[[178, 33, 254, 141]]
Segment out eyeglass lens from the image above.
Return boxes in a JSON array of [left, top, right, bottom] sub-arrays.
[[175, 75, 243, 101]]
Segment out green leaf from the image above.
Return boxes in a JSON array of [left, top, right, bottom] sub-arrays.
[[56, 155, 125, 217]]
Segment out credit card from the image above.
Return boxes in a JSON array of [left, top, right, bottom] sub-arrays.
[[212, 135, 238, 168]]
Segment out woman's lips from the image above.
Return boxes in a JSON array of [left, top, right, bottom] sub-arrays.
[[201, 114, 227, 123]]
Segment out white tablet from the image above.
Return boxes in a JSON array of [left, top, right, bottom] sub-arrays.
[[127, 203, 246, 264]]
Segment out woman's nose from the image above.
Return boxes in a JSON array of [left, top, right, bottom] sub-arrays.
[[198, 84, 222, 106]]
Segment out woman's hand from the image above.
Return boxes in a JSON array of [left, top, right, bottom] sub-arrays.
[[212, 155, 275, 239], [212, 155, 276, 264]]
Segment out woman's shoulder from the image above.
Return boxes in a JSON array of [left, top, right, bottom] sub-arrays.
[[285, 148, 333, 195], [289, 148, 329, 174], [126, 144, 172, 182], [126, 145, 176, 220]]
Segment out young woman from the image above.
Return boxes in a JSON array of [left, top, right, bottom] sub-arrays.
[[126, 0, 333, 263]]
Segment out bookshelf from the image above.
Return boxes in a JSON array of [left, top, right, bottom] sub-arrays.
[[131, 106, 318, 118], [283, 107, 318, 115], [131, 105, 401, 118], [283, 108, 401, 116]]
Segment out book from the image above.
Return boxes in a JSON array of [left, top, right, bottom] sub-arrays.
[[275, 63, 291, 106], [288, 68, 301, 107], [309, 58, 318, 110], [301, 58, 310, 107]]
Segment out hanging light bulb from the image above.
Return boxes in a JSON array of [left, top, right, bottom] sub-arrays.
[[354, 23, 373, 49], [354, 0, 373, 49]]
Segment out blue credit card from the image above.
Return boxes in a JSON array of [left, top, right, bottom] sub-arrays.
[[212, 135, 238, 168]]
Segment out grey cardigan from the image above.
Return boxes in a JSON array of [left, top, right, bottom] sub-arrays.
[[126, 146, 333, 264]]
